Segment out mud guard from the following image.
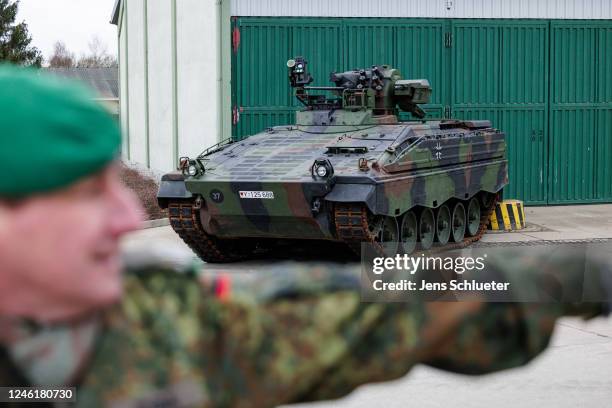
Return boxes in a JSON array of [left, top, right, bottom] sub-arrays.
[[324, 183, 377, 214], [157, 172, 193, 208]]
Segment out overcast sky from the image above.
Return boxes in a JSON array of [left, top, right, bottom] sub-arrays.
[[16, 0, 118, 62]]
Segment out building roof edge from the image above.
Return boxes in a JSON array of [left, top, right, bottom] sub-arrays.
[[110, 0, 121, 25]]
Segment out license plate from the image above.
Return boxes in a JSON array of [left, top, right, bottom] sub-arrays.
[[239, 191, 275, 199]]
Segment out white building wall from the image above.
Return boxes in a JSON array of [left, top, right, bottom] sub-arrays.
[[118, 6, 129, 158], [231, 0, 612, 19], [125, 0, 147, 165], [117, 0, 223, 172], [176, 0, 221, 162], [146, 0, 174, 171]]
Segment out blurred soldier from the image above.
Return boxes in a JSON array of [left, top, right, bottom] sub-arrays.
[[0, 65, 609, 408]]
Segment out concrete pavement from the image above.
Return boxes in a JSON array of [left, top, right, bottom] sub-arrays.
[[481, 204, 612, 242]]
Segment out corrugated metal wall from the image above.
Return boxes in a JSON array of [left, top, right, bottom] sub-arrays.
[[231, 18, 449, 137], [451, 20, 549, 204], [232, 0, 612, 20], [231, 17, 612, 204], [549, 21, 612, 203]]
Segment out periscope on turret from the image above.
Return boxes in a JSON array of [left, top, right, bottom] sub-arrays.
[[157, 57, 508, 263]]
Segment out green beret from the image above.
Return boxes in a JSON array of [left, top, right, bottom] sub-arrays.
[[0, 65, 121, 198]]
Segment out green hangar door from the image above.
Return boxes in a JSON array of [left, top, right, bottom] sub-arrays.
[[450, 21, 549, 204], [550, 22, 612, 204], [231, 18, 612, 205]]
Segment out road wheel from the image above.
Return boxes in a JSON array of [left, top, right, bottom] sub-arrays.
[[435, 204, 452, 245], [451, 202, 466, 243], [418, 208, 435, 250], [368, 214, 399, 255], [400, 211, 418, 254], [466, 198, 481, 237]]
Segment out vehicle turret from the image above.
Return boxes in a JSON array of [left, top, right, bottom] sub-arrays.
[[287, 56, 431, 121]]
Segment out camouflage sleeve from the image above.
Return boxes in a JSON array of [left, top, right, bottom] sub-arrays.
[[75, 255, 607, 407], [78, 265, 429, 407], [299, 301, 557, 400], [419, 246, 609, 377], [73, 260, 604, 407]]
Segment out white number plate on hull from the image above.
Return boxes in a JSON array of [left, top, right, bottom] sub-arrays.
[[239, 191, 275, 199]]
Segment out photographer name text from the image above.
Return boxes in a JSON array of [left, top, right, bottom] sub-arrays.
[[372, 279, 510, 292]]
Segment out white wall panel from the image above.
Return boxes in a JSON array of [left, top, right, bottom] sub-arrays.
[[146, 0, 174, 171], [231, 0, 612, 19], [176, 0, 220, 160], [125, 0, 147, 164], [119, 6, 129, 158]]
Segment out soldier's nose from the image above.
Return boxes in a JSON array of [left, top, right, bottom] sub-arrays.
[[108, 181, 144, 237]]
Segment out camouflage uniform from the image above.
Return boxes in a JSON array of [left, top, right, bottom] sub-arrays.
[[0, 250, 607, 408]]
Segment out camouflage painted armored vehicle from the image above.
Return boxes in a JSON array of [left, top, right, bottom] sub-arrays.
[[158, 57, 508, 262]]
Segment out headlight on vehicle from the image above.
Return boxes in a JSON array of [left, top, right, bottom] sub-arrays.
[[312, 158, 334, 179], [180, 157, 204, 177], [187, 164, 198, 177], [316, 165, 328, 178]]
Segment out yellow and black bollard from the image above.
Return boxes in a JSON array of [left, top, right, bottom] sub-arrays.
[[488, 200, 526, 231]]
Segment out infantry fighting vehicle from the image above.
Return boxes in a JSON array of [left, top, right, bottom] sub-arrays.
[[158, 57, 508, 262]]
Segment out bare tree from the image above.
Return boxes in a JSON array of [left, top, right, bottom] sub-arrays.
[[76, 36, 117, 68], [48, 41, 75, 68]]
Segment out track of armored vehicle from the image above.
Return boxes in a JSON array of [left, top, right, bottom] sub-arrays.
[[167, 193, 498, 262], [158, 57, 508, 263]]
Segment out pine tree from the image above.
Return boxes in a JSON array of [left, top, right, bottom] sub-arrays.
[[0, 0, 42, 67]]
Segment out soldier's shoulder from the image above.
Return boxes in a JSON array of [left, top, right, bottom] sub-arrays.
[[121, 244, 366, 304], [118, 245, 212, 302], [121, 244, 203, 277], [198, 261, 363, 302]]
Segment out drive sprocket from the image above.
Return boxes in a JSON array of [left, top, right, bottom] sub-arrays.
[[167, 200, 252, 263]]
